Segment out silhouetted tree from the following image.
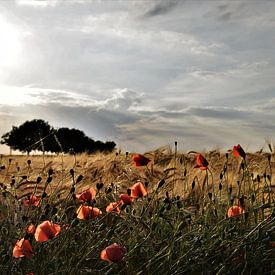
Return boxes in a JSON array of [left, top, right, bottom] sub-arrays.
[[54, 128, 94, 154], [1, 119, 116, 154], [1, 119, 54, 154]]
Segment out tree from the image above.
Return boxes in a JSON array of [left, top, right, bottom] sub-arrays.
[[1, 119, 116, 154], [1, 119, 54, 154], [54, 128, 94, 154]]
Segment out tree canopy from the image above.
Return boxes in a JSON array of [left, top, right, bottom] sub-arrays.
[[1, 119, 116, 154]]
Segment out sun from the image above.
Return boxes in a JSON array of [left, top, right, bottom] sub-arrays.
[[0, 16, 21, 69]]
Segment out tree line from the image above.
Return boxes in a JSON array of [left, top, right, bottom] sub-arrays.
[[1, 119, 116, 154]]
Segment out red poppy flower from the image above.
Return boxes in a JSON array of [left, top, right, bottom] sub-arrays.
[[23, 195, 40, 207], [106, 202, 121, 214], [100, 243, 127, 263], [194, 154, 208, 170], [130, 182, 147, 198], [119, 194, 134, 205], [26, 224, 36, 235], [76, 187, 96, 202], [34, 220, 61, 242], [227, 206, 245, 218], [13, 238, 33, 259], [132, 154, 151, 167], [233, 144, 246, 159], [76, 205, 102, 220]]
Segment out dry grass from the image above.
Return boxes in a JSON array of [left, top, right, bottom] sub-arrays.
[[1, 146, 274, 202], [0, 147, 274, 274]]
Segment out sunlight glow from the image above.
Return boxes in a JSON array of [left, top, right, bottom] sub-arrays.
[[0, 87, 38, 106], [0, 16, 21, 69]]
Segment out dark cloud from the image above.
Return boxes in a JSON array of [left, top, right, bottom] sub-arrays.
[[219, 11, 232, 21], [143, 0, 181, 18]]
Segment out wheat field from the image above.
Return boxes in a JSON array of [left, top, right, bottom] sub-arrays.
[[0, 146, 274, 274]]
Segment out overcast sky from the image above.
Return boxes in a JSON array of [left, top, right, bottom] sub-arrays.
[[0, 0, 275, 153]]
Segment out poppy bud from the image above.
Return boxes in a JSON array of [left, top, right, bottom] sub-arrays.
[[41, 192, 47, 199], [48, 168, 54, 176], [241, 162, 245, 170], [208, 193, 212, 200], [267, 154, 271, 162], [27, 160, 31, 165], [239, 196, 245, 207], [46, 177, 52, 184], [184, 169, 187, 177], [96, 182, 104, 190], [37, 176, 42, 184], [192, 181, 195, 190], [157, 179, 165, 189], [11, 179, 15, 187], [257, 175, 260, 183], [22, 175, 27, 180], [219, 183, 222, 191], [220, 173, 223, 180], [164, 198, 170, 204], [106, 187, 112, 194], [70, 169, 74, 177], [76, 175, 84, 184], [127, 188, 131, 196]]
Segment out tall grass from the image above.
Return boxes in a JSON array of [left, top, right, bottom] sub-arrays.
[[0, 147, 274, 274]]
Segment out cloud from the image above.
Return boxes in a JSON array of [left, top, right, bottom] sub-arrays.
[[143, 0, 181, 18], [0, 1, 275, 153], [0, 85, 143, 111], [16, 0, 58, 7]]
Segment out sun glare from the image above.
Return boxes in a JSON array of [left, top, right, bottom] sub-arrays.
[[0, 16, 21, 69], [0, 87, 35, 106]]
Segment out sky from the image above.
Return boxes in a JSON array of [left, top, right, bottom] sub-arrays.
[[0, 0, 275, 153]]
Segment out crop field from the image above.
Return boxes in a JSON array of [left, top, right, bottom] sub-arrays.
[[0, 145, 274, 274]]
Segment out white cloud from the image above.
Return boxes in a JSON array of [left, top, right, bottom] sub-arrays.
[[16, 0, 59, 7], [79, 13, 221, 56], [0, 85, 143, 112], [0, 1, 275, 152]]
